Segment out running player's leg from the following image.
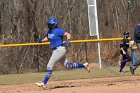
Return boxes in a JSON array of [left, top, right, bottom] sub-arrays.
[[125, 53, 131, 62], [120, 59, 127, 72], [119, 54, 131, 72], [130, 52, 140, 74], [130, 43, 140, 74], [43, 46, 66, 86], [63, 57, 90, 72], [130, 50, 140, 70]]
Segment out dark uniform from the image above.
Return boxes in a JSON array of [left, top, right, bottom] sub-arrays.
[[119, 32, 131, 73]]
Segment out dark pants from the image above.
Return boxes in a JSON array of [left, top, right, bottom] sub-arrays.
[[120, 52, 131, 72]]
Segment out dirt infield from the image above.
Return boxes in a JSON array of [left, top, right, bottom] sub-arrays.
[[0, 75, 140, 93]]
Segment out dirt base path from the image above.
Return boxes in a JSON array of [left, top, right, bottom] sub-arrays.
[[0, 76, 140, 93]]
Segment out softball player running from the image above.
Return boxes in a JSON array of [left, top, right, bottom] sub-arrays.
[[36, 17, 90, 89], [119, 32, 131, 73]]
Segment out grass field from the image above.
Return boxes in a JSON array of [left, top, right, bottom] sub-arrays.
[[0, 66, 140, 85]]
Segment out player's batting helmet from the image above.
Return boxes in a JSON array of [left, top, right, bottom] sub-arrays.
[[47, 17, 58, 28], [123, 32, 130, 38]]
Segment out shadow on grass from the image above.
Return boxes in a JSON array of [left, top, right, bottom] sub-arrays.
[[50, 85, 75, 89]]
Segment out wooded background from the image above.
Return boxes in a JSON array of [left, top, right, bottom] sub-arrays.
[[0, 0, 140, 74]]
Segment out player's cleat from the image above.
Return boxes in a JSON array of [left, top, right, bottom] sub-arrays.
[[119, 69, 123, 73], [83, 62, 90, 73], [130, 66, 135, 75], [35, 82, 46, 89], [119, 70, 123, 74]]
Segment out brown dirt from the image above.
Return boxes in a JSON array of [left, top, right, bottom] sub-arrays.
[[0, 75, 140, 93]]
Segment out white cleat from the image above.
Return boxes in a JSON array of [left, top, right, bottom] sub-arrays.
[[83, 62, 90, 73], [35, 82, 46, 89]]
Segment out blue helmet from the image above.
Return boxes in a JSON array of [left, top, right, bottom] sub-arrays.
[[47, 17, 58, 27]]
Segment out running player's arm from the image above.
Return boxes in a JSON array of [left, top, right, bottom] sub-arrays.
[[120, 41, 126, 54], [41, 28, 49, 42], [42, 37, 49, 42], [64, 32, 71, 40], [120, 47, 126, 54]]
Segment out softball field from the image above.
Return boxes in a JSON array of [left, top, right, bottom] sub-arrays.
[[0, 64, 140, 93]]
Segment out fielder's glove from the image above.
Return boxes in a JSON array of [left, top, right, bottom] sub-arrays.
[[65, 39, 70, 47], [129, 40, 134, 48]]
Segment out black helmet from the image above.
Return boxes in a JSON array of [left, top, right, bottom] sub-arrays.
[[123, 32, 130, 38]]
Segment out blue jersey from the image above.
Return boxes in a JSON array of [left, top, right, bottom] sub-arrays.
[[46, 28, 65, 49]]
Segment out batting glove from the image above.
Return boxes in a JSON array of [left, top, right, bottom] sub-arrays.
[[37, 39, 42, 43], [65, 39, 70, 47]]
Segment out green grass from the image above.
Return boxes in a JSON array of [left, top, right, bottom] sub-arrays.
[[0, 67, 140, 84]]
